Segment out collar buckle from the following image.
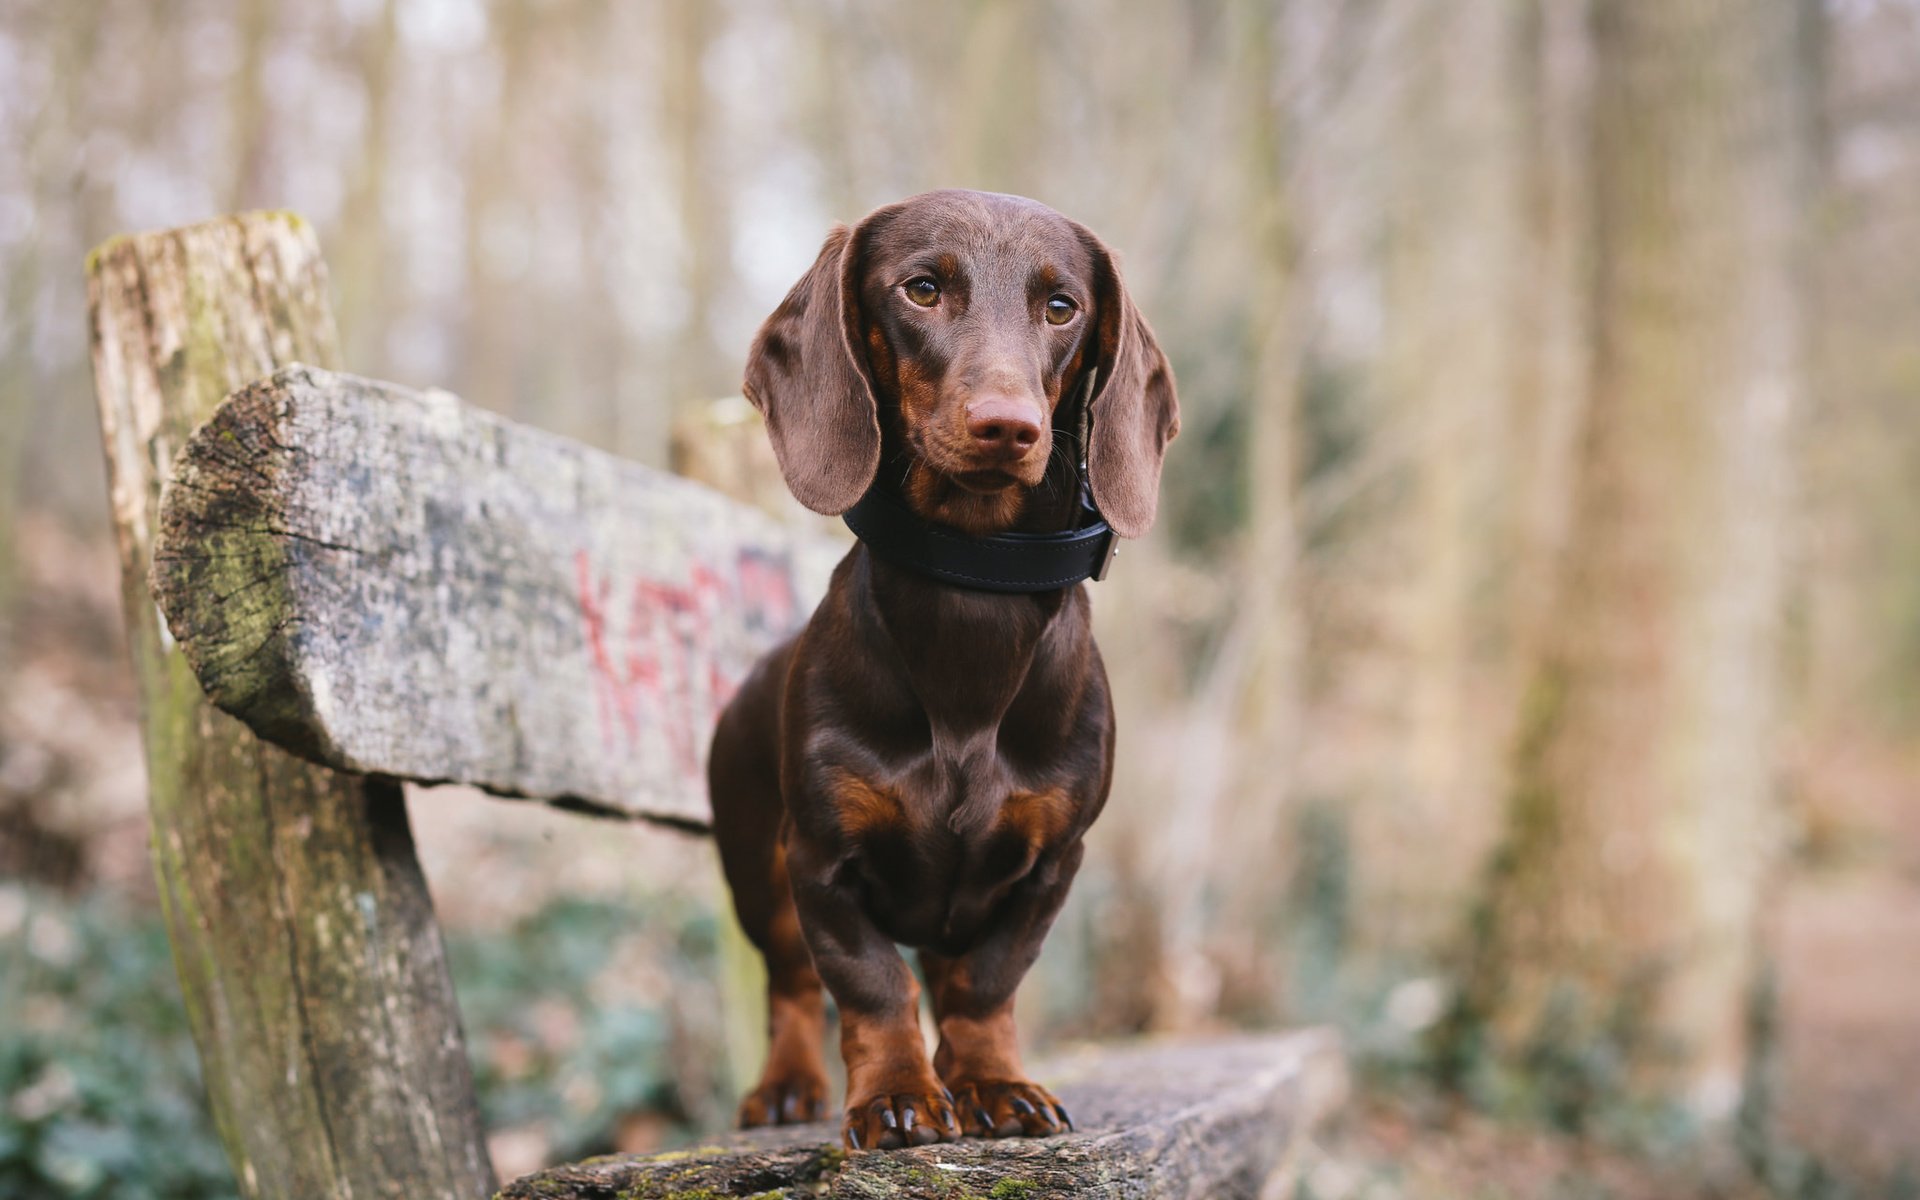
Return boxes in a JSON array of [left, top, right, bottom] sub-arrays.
[[1091, 528, 1120, 582]]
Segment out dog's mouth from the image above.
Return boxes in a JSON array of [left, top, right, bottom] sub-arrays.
[[911, 436, 1047, 493], [949, 467, 1026, 494], [897, 446, 1034, 535]]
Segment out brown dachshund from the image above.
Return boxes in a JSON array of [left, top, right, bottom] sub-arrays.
[[710, 189, 1178, 1150]]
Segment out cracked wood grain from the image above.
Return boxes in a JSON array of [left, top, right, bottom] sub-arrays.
[[151, 364, 844, 829], [88, 212, 494, 1200]]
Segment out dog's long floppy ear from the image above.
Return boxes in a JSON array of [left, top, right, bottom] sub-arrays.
[[1078, 230, 1180, 539], [742, 219, 884, 515]]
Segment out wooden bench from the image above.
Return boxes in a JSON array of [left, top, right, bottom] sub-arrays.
[[86, 212, 1346, 1200]]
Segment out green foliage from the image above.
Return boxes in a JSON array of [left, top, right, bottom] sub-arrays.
[[1415, 941, 1696, 1144], [1283, 798, 1353, 1023], [1156, 350, 1375, 564], [1296, 358, 1379, 550], [448, 893, 728, 1162], [1263, 799, 1910, 1199], [10, 880, 1906, 1200], [0, 886, 729, 1198], [1160, 387, 1248, 559], [0, 888, 238, 1200]]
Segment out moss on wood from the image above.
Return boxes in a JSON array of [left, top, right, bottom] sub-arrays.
[[87, 212, 494, 1199], [149, 364, 842, 828]]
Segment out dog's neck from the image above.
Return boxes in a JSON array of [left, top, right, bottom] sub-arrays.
[[854, 423, 1089, 736], [856, 543, 1082, 739]]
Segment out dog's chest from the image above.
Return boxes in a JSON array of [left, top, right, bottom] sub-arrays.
[[846, 760, 1043, 952]]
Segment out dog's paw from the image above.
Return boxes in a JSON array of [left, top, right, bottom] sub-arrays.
[[842, 1088, 963, 1150], [948, 1078, 1073, 1139], [737, 1072, 829, 1128]]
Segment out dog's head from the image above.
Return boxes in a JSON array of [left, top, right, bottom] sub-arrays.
[[743, 190, 1179, 538]]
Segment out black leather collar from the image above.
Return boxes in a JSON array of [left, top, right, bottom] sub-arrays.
[[847, 369, 1118, 594], [843, 484, 1119, 594]]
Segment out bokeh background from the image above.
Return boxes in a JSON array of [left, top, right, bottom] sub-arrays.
[[4, 1, 1919, 1197]]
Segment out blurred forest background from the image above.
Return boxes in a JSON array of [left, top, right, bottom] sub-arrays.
[[3, 0, 1919, 1197]]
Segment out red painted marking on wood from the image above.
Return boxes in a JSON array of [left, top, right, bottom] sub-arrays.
[[574, 544, 805, 779], [577, 550, 643, 750], [736, 549, 797, 631]]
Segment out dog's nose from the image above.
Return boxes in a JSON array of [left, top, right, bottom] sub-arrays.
[[966, 396, 1043, 460]]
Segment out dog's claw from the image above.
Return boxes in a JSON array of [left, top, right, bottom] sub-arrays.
[[948, 1079, 1071, 1140], [844, 1090, 962, 1151], [739, 1071, 829, 1130]]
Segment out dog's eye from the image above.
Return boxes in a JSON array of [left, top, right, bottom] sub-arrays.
[[903, 277, 940, 308], [1045, 295, 1077, 325]]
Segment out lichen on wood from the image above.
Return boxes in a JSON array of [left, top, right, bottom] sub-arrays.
[[88, 213, 494, 1200], [498, 1032, 1348, 1200], [152, 365, 842, 828]]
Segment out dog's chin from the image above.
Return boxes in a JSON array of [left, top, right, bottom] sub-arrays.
[[949, 467, 1029, 495], [903, 460, 1032, 536]]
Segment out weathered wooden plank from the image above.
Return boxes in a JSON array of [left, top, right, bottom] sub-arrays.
[[88, 214, 495, 1198], [152, 364, 844, 828], [498, 1031, 1348, 1200]]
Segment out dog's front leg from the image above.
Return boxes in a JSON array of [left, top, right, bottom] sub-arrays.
[[786, 838, 962, 1150], [921, 839, 1083, 1140]]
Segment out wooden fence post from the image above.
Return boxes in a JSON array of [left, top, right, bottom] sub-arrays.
[[87, 213, 495, 1199]]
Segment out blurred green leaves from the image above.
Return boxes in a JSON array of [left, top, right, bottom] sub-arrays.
[[449, 894, 729, 1162], [0, 886, 730, 1198], [0, 889, 236, 1200]]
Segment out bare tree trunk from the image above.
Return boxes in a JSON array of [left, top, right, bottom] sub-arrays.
[[793, 1, 866, 218], [0, 156, 42, 601], [1501, 0, 1594, 678], [225, 0, 275, 211], [459, 0, 533, 420], [332, 0, 400, 379], [5, 0, 110, 555], [1372, 0, 1523, 957], [946, 0, 1043, 195], [662, 0, 731, 410], [1142, 0, 1312, 1031], [1220, 0, 1310, 1004], [1448, 0, 1809, 1118]]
